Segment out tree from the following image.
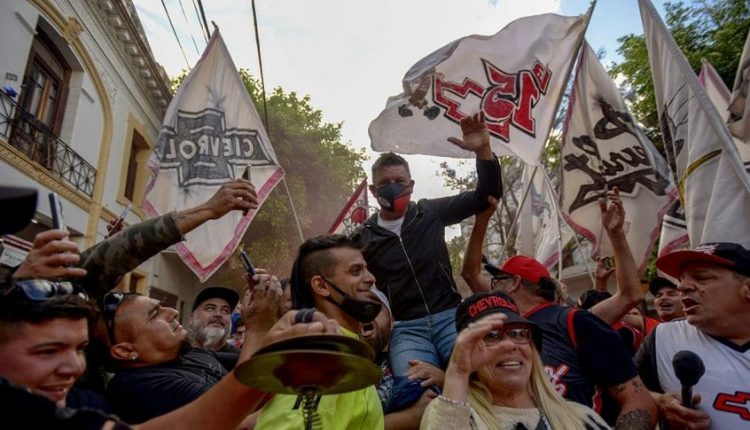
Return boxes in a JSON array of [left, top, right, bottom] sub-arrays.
[[170, 70, 366, 277], [610, 0, 750, 144]]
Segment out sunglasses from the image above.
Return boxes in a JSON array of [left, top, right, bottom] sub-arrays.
[[482, 323, 532, 346], [490, 274, 516, 291], [102, 292, 130, 344], [1, 279, 88, 301]]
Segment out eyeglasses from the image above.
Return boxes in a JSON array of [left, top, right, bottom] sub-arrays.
[[1, 279, 88, 301], [102, 292, 127, 344], [490, 274, 516, 291], [483, 323, 532, 346]]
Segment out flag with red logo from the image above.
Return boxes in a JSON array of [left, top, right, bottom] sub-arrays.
[[561, 42, 677, 274], [368, 13, 588, 165], [329, 180, 369, 235], [640, 0, 750, 248], [728, 27, 750, 144], [143, 29, 284, 282]]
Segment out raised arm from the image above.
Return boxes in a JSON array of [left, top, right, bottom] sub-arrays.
[[461, 197, 497, 293], [431, 112, 502, 226], [589, 187, 642, 325], [76, 180, 258, 300]]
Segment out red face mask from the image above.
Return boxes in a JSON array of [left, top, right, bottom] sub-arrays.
[[376, 182, 411, 213]]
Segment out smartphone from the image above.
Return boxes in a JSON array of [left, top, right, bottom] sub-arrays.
[[239, 250, 256, 276], [604, 256, 615, 270], [107, 205, 131, 237], [48, 192, 66, 230]]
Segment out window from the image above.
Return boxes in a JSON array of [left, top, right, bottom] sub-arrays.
[[124, 130, 149, 201], [12, 30, 70, 168], [118, 116, 154, 215], [149, 287, 178, 309]]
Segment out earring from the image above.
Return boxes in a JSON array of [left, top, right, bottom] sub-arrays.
[[130, 355, 137, 362]]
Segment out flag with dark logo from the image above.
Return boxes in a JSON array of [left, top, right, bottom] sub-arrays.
[[143, 29, 283, 281], [329, 180, 369, 235], [368, 13, 587, 164], [561, 42, 676, 274], [728, 27, 750, 144], [516, 165, 570, 270], [640, 0, 750, 248]]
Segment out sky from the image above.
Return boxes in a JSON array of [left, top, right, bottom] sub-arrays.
[[132, 0, 670, 213]]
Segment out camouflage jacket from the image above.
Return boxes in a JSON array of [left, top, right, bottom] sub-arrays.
[[76, 212, 183, 302]]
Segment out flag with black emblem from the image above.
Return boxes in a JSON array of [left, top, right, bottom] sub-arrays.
[[142, 29, 283, 282], [561, 42, 676, 274], [640, 0, 750, 248], [368, 13, 587, 164]]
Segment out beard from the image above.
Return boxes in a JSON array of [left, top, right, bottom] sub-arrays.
[[196, 324, 230, 351]]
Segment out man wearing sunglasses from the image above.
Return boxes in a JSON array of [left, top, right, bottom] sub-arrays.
[[0, 275, 343, 429], [103, 270, 281, 424]]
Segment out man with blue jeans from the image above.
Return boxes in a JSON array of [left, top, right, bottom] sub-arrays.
[[352, 112, 502, 412]]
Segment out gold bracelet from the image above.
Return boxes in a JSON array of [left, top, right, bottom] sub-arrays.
[[437, 394, 469, 408]]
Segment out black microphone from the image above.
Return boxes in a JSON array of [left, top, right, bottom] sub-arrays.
[[672, 350, 706, 408]]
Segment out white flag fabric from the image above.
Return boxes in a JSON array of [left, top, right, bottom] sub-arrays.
[[143, 30, 284, 282], [701, 61, 750, 171], [640, 0, 750, 248], [369, 13, 587, 164], [658, 200, 689, 256], [328, 180, 369, 235], [728, 27, 750, 143], [561, 42, 677, 274], [516, 165, 569, 269]]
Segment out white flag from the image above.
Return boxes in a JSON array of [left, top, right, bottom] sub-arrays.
[[728, 27, 750, 143], [561, 42, 677, 274], [328, 180, 369, 235], [640, 0, 750, 248], [143, 30, 284, 281], [658, 200, 689, 256], [701, 61, 750, 171], [369, 13, 587, 164], [516, 165, 569, 269]]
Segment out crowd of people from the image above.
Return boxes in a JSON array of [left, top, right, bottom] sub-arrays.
[[1, 113, 748, 429]]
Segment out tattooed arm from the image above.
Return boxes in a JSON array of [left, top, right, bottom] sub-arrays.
[[608, 376, 657, 430]]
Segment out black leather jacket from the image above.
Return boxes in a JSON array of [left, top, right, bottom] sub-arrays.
[[353, 157, 502, 321]]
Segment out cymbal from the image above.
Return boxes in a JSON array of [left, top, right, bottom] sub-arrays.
[[253, 333, 375, 360], [234, 349, 382, 395]]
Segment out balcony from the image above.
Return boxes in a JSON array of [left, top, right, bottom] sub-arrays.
[[0, 90, 96, 197]]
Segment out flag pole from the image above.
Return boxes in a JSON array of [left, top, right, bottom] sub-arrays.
[[248, 1, 304, 244], [282, 177, 305, 243], [543, 169, 597, 286], [541, 170, 566, 279], [499, 165, 538, 262]]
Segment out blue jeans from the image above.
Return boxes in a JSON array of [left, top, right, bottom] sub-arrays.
[[386, 307, 457, 412]]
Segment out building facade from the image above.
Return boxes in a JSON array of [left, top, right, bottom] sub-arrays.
[[0, 0, 210, 312]]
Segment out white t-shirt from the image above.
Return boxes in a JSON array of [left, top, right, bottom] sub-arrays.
[[377, 214, 405, 236], [652, 320, 750, 429]]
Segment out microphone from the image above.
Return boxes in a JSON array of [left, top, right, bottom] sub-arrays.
[[672, 350, 705, 408]]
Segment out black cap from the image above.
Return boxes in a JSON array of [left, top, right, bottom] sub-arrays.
[[192, 287, 239, 312], [0, 187, 37, 235], [649, 276, 677, 296], [455, 291, 542, 351], [656, 242, 750, 278], [578, 289, 612, 310]]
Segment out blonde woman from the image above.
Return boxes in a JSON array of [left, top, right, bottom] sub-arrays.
[[421, 291, 610, 430]]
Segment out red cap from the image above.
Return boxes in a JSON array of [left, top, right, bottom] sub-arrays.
[[487, 255, 551, 284]]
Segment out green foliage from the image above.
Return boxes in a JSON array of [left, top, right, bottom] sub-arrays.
[[170, 69, 367, 276], [610, 0, 750, 144]]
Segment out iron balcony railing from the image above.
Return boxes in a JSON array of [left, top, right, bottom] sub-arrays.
[[0, 90, 96, 197]]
